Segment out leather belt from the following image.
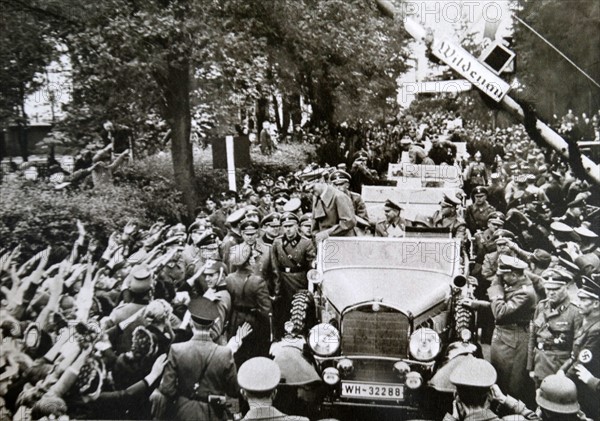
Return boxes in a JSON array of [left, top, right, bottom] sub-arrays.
[[279, 266, 305, 273], [537, 342, 571, 352]]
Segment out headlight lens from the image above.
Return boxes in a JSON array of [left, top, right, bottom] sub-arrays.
[[307, 269, 323, 285], [323, 367, 340, 385], [308, 323, 340, 357], [409, 328, 441, 361], [406, 371, 423, 389]]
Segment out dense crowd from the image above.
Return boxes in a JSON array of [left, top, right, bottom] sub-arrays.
[[1, 109, 599, 421]]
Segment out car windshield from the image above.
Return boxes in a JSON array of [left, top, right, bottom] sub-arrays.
[[320, 237, 459, 276]]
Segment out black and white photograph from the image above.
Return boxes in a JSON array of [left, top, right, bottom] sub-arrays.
[[1, 0, 599, 420]]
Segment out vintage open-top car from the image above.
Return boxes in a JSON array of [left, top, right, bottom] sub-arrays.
[[280, 235, 480, 418]]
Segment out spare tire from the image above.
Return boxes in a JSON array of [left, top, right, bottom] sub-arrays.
[[287, 290, 317, 336]]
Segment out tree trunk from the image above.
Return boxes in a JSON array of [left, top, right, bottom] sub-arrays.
[[272, 94, 282, 133], [256, 96, 269, 133], [163, 58, 197, 221]]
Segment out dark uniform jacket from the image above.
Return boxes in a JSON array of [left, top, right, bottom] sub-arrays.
[[271, 234, 316, 302], [226, 268, 272, 336], [220, 231, 243, 268], [528, 296, 582, 381], [312, 185, 357, 237], [566, 313, 600, 420], [431, 211, 466, 242], [158, 332, 238, 421], [465, 201, 496, 233], [488, 278, 537, 404]]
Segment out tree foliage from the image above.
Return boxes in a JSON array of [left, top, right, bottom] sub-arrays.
[[513, 0, 600, 119], [0, 1, 55, 127]]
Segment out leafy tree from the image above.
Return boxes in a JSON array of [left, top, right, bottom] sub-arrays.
[[0, 1, 55, 160], [513, 0, 600, 119]]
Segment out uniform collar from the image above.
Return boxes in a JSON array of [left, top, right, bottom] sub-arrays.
[[283, 234, 301, 247]]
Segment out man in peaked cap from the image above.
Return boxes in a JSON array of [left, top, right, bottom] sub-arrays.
[[465, 186, 497, 233], [226, 242, 272, 367], [151, 297, 238, 421], [574, 226, 599, 255], [231, 219, 274, 285], [259, 212, 282, 247], [270, 212, 316, 338], [329, 169, 369, 221], [299, 213, 312, 238], [556, 196, 586, 228], [210, 190, 239, 235], [488, 255, 538, 407], [431, 193, 466, 243], [527, 272, 582, 388], [473, 211, 506, 270], [220, 207, 246, 268], [525, 249, 554, 301], [310, 181, 356, 242], [238, 357, 309, 421], [375, 199, 412, 238], [102, 266, 154, 330], [443, 356, 537, 421], [562, 275, 600, 419]]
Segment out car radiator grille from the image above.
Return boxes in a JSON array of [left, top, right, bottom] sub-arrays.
[[342, 309, 410, 358]]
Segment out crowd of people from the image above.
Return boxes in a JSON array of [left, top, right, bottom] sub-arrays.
[[1, 107, 599, 421]]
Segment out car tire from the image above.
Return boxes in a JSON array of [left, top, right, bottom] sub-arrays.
[[287, 290, 317, 336]]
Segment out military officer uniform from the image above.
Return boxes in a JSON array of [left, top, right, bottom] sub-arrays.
[[153, 298, 238, 421], [220, 208, 246, 268], [230, 220, 275, 283], [271, 213, 316, 336], [311, 183, 356, 238], [329, 170, 369, 221], [431, 193, 466, 242], [564, 276, 600, 420], [472, 211, 505, 273], [226, 243, 273, 366], [465, 186, 497, 233], [238, 357, 309, 421], [488, 255, 538, 407], [528, 274, 582, 388], [375, 199, 412, 237]]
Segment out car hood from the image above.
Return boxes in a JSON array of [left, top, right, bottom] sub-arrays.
[[321, 268, 451, 316]]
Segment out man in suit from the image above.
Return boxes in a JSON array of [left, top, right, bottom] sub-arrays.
[[375, 199, 412, 237], [238, 357, 309, 420], [309, 181, 356, 243], [150, 297, 238, 421]]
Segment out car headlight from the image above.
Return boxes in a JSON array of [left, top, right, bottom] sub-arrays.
[[323, 367, 340, 385], [405, 371, 423, 389], [307, 269, 323, 285], [308, 323, 340, 357], [409, 328, 441, 361]]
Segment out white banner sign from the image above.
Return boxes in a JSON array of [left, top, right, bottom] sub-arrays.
[[406, 80, 472, 94], [432, 38, 510, 102]]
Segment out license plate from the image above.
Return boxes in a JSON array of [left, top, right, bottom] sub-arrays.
[[341, 382, 404, 400]]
